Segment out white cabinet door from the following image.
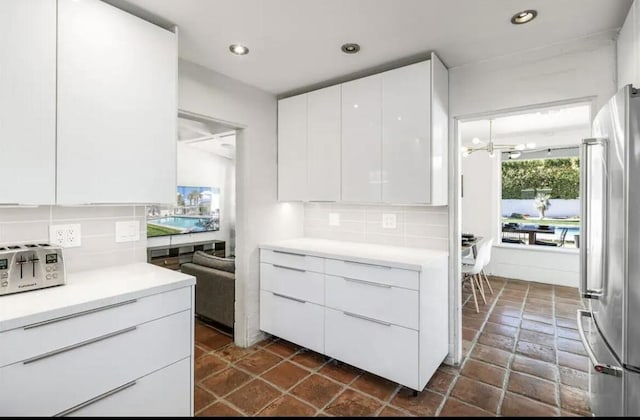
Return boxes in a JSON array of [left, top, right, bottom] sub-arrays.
[[382, 62, 430, 203], [618, 5, 635, 90], [307, 85, 341, 201], [430, 53, 449, 205], [0, 0, 56, 205], [57, 0, 177, 205], [278, 94, 307, 201], [341, 74, 382, 202]]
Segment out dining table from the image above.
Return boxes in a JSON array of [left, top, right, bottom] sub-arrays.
[[462, 236, 484, 259]]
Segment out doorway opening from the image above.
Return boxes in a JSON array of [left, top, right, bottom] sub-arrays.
[[449, 98, 594, 364]]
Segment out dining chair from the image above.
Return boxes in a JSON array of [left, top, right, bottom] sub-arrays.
[[461, 241, 489, 313], [479, 238, 494, 295]]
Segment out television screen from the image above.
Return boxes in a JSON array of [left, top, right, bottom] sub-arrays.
[[147, 186, 221, 237]]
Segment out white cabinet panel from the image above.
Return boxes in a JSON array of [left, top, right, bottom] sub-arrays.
[[261, 248, 324, 272], [278, 94, 307, 201], [324, 307, 419, 389], [0, 0, 56, 205], [57, 0, 177, 205], [307, 86, 341, 201], [0, 310, 191, 416], [260, 263, 325, 305], [324, 258, 419, 290], [618, 5, 636, 90], [430, 53, 449, 205], [260, 290, 324, 354], [341, 74, 382, 202], [382, 61, 431, 203], [325, 275, 419, 330], [68, 358, 191, 417]]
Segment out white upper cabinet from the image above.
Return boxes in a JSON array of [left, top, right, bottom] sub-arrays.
[[276, 55, 448, 205], [341, 74, 382, 203], [382, 61, 430, 203], [57, 0, 177, 205], [278, 94, 308, 201], [0, 0, 56, 205], [617, 3, 635, 89], [307, 85, 341, 202]]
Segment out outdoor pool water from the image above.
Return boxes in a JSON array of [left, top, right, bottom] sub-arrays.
[[521, 224, 580, 237], [150, 216, 211, 230]]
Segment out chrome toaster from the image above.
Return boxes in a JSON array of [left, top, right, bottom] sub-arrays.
[[0, 244, 65, 296]]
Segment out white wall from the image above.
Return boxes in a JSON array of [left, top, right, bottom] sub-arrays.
[[451, 32, 618, 288], [617, 0, 640, 89], [178, 59, 304, 347]]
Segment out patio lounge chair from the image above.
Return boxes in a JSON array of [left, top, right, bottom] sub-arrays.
[[535, 227, 569, 247]]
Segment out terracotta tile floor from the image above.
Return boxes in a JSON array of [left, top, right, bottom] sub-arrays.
[[193, 277, 591, 417]]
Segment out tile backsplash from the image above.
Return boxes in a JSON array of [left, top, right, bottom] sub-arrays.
[[0, 206, 147, 273], [304, 203, 449, 250]]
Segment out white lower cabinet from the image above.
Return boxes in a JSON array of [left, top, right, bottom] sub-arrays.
[[68, 358, 191, 417], [260, 290, 324, 354], [0, 285, 194, 417], [324, 308, 419, 389], [259, 245, 449, 391]]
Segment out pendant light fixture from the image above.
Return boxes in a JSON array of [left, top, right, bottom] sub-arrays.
[[462, 119, 536, 158]]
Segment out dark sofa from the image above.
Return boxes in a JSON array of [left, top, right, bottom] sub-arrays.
[[181, 251, 235, 330]]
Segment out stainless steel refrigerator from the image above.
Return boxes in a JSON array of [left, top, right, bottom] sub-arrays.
[[579, 84, 640, 416]]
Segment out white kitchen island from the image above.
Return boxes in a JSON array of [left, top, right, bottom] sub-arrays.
[[259, 238, 449, 392], [0, 263, 195, 417]]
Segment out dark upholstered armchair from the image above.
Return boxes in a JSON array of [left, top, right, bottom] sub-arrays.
[[181, 251, 235, 330]]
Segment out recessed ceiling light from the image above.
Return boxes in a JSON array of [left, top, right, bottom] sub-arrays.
[[341, 43, 360, 54], [229, 44, 249, 55], [511, 10, 537, 25]]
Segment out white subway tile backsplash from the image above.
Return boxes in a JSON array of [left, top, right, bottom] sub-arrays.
[[0, 205, 146, 273], [303, 203, 449, 250]]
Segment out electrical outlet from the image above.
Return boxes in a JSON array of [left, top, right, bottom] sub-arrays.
[[382, 213, 397, 229], [49, 224, 82, 248], [329, 213, 340, 226], [116, 221, 140, 243]]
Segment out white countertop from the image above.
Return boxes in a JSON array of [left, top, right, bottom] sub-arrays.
[[260, 238, 448, 271], [0, 263, 195, 332]]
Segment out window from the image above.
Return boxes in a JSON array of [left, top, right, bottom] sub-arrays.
[[501, 147, 580, 248]]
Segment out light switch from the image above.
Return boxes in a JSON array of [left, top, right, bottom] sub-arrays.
[[382, 213, 397, 229], [116, 221, 140, 243], [329, 213, 340, 226]]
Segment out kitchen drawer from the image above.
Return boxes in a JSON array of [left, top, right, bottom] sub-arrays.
[[260, 290, 324, 354], [0, 286, 191, 367], [260, 262, 324, 305], [325, 258, 419, 290], [261, 248, 324, 273], [325, 275, 418, 330], [67, 357, 191, 417], [324, 307, 419, 390], [0, 310, 191, 416]]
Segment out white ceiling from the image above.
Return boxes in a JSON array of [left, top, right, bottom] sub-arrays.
[[460, 103, 591, 148], [117, 0, 631, 95], [178, 117, 236, 159]]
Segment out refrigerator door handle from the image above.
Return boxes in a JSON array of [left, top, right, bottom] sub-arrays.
[[580, 138, 606, 299], [577, 310, 622, 377]]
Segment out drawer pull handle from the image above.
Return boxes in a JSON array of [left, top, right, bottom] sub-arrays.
[[273, 264, 306, 273], [272, 292, 306, 304], [343, 311, 391, 326], [24, 299, 138, 330], [23, 326, 137, 365], [344, 277, 391, 288], [344, 260, 391, 270], [273, 250, 307, 257], [54, 380, 137, 417]]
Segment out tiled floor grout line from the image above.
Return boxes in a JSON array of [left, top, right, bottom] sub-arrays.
[[552, 286, 563, 412], [497, 283, 529, 416]]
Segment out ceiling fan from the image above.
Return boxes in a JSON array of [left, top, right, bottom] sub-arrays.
[[462, 119, 536, 158]]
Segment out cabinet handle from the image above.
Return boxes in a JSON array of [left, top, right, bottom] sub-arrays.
[[272, 250, 307, 257], [343, 311, 391, 326], [307, 200, 336, 203], [344, 260, 391, 270], [272, 292, 306, 304], [54, 380, 137, 417], [273, 264, 306, 273], [0, 203, 20, 206], [24, 299, 138, 330], [23, 326, 137, 365], [344, 277, 391, 288]]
